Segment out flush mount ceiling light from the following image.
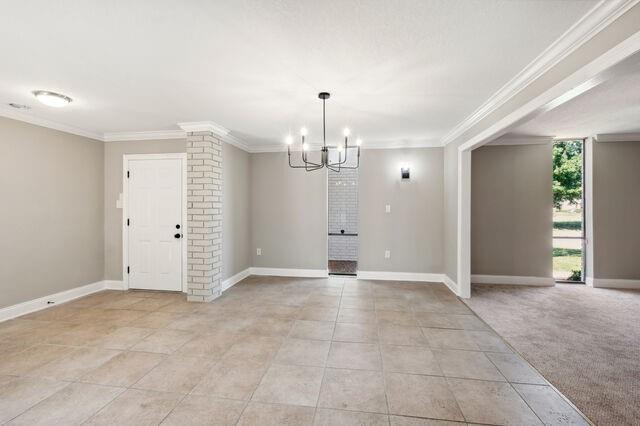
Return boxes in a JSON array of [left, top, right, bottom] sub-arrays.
[[286, 92, 361, 172], [32, 90, 73, 107]]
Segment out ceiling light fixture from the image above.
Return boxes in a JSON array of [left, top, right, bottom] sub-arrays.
[[287, 92, 360, 172], [32, 90, 73, 107], [8, 103, 31, 110]]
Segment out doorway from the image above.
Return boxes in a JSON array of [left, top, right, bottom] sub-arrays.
[[327, 166, 358, 276], [123, 153, 187, 291], [552, 140, 585, 282]]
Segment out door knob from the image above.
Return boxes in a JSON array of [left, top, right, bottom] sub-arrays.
[[174, 233, 182, 239]]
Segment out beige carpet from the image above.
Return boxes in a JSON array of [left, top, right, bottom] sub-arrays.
[[464, 284, 640, 426]]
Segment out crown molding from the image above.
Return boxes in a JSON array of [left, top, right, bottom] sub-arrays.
[[440, 0, 639, 147], [248, 138, 443, 153], [595, 132, 640, 142], [0, 105, 103, 141], [487, 135, 554, 146], [177, 121, 229, 137], [103, 129, 185, 142]]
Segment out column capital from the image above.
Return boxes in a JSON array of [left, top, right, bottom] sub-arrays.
[[178, 121, 229, 138]]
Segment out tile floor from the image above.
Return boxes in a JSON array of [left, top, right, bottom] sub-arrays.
[[0, 276, 590, 425]]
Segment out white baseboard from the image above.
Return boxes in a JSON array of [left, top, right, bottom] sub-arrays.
[[222, 268, 251, 291], [443, 275, 461, 296], [249, 267, 329, 278], [104, 280, 125, 290], [0, 280, 118, 322], [471, 274, 554, 286], [356, 270, 445, 283], [589, 277, 640, 289]]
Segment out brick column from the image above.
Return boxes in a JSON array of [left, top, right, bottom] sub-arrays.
[[185, 130, 223, 302]]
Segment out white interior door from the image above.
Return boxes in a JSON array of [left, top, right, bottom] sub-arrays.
[[127, 157, 183, 291]]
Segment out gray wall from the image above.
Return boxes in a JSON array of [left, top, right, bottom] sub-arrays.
[[250, 152, 327, 270], [103, 139, 187, 280], [0, 117, 104, 308], [471, 144, 553, 278], [444, 143, 459, 281], [358, 148, 444, 273], [222, 143, 252, 279], [592, 140, 640, 280]]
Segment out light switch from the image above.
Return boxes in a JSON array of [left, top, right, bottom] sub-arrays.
[[385, 204, 391, 213], [385, 250, 391, 259], [256, 248, 262, 256]]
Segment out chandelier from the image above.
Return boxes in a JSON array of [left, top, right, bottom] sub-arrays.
[[286, 92, 361, 171]]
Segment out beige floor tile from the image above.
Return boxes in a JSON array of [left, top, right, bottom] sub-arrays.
[[375, 297, 412, 312], [0, 376, 69, 423], [486, 353, 547, 385], [192, 358, 267, 400], [381, 345, 442, 375], [467, 330, 512, 353], [274, 338, 330, 367], [161, 394, 246, 425], [252, 364, 324, 407], [422, 328, 478, 351], [298, 307, 338, 322], [131, 329, 195, 354], [80, 351, 166, 387], [314, 408, 389, 425], [7, 382, 124, 425], [327, 342, 382, 370], [340, 296, 375, 310], [385, 372, 464, 421], [84, 388, 182, 425], [337, 308, 377, 324], [514, 384, 589, 426], [306, 295, 340, 308], [289, 320, 335, 340], [45, 324, 117, 346], [379, 324, 428, 346], [29, 347, 121, 380], [245, 317, 294, 336], [237, 402, 315, 426], [376, 310, 419, 326], [389, 415, 464, 425], [133, 355, 215, 393], [447, 378, 542, 425], [221, 335, 283, 364], [318, 368, 387, 413], [0, 344, 77, 376], [257, 304, 301, 319], [434, 349, 505, 381], [174, 330, 240, 358], [0, 340, 33, 359], [333, 322, 378, 343], [97, 309, 149, 327], [164, 314, 213, 332], [127, 297, 174, 311], [92, 326, 154, 350], [416, 313, 488, 331], [135, 311, 184, 328]]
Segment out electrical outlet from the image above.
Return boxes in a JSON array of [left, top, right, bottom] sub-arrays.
[[256, 248, 262, 256], [384, 250, 391, 259], [385, 204, 391, 213]]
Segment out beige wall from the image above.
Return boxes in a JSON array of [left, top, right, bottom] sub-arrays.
[[250, 152, 327, 270], [471, 144, 553, 278], [222, 143, 251, 279], [592, 140, 640, 280], [103, 139, 187, 280], [444, 143, 459, 281], [358, 148, 444, 273], [0, 117, 104, 308]]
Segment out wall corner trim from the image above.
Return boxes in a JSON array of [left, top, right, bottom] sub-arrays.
[[249, 267, 329, 278], [443, 275, 461, 297], [594, 132, 640, 142], [222, 268, 252, 291], [0, 280, 123, 323], [471, 274, 555, 286]]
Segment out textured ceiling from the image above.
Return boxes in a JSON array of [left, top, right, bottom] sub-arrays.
[[512, 57, 640, 139], [0, 0, 597, 147]]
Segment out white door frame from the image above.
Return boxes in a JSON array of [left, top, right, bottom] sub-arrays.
[[122, 153, 188, 292]]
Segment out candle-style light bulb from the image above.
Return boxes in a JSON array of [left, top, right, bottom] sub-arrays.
[[300, 127, 308, 136]]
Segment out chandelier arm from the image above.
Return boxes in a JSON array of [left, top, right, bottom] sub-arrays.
[[334, 147, 360, 169]]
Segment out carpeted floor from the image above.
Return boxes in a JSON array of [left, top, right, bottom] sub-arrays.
[[464, 283, 640, 426]]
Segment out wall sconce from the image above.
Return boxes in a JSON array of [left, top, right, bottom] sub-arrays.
[[400, 166, 410, 180]]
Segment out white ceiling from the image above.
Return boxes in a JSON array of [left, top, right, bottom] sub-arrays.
[[511, 55, 640, 139], [0, 0, 598, 148]]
